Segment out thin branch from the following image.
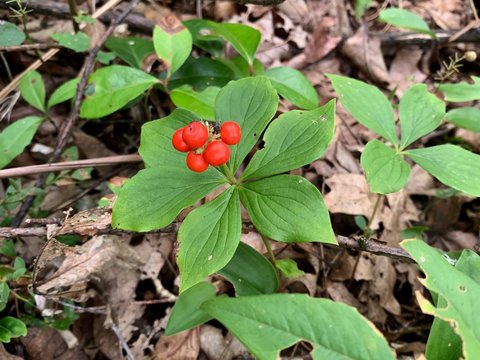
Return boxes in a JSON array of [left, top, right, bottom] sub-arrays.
[[0, 43, 61, 52], [0, 225, 413, 262], [0, 154, 142, 179]]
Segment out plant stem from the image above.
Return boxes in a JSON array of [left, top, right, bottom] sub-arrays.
[[364, 194, 382, 238], [67, 0, 80, 32], [219, 164, 235, 183], [261, 235, 280, 281]]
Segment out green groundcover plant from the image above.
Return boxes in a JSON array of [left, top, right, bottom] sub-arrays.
[[4, 11, 480, 358]]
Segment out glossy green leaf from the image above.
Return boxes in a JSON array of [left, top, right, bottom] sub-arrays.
[[265, 67, 318, 110], [438, 77, 480, 102], [0, 317, 27, 343], [402, 240, 480, 359], [221, 56, 265, 79], [47, 78, 79, 109], [405, 145, 480, 197], [51, 32, 90, 52], [112, 166, 226, 231], [153, 20, 192, 77], [170, 85, 220, 120], [96, 51, 116, 65], [105, 36, 154, 68], [379, 8, 435, 37], [210, 22, 261, 65], [140, 109, 199, 168], [399, 84, 445, 148], [183, 19, 224, 57], [165, 282, 216, 335], [79, 65, 158, 119], [0, 21, 25, 46], [355, 0, 372, 19], [0, 283, 9, 312], [275, 259, 305, 279], [241, 101, 335, 180], [361, 140, 411, 194], [202, 294, 395, 360], [218, 241, 278, 296], [0, 116, 43, 169], [19, 71, 45, 112], [178, 187, 241, 292], [426, 250, 480, 360], [445, 108, 480, 132], [169, 57, 235, 91], [327, 74, 398, 145], [215, 77, 278, 173], [239, 175, 336, 244]]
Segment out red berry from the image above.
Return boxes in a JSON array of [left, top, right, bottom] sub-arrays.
[[220, 121, 242, 145], [183, 121, 209, 148], [172, 128, 191, 152], [186, 151, 209, 172], [203, 140, 230, 166]]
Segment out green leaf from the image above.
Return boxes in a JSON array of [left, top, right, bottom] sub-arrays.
[[265, 67, 318, 110], [112, 166, 226, 231], [0, 116, 43, 169], [165, 282, 216, 335], [221, 56, 265, 79], [327, 74, 398, 145], [379, 8, 435, 37], [405, 145, 480, 197], [19, 71, 46, 112], [275, 259, 305, 279], [402, 240, 480, 359], [96, 51, 116, 65], [426, 250, 480, 360], [445, 108, 480, 132], [105, 36, 154, 68], [139, 109, 199, 168], [0, 239, 15, 257], [202, 294, 395, 360], [438, 77, 480, 102], [215, 77, 278, 173], [0, 317, 27, 343], [183, 19, 224, 57], [0, 21, 25, 46], [361, 140, 411, 194], [169, 57, 235, 91], [178, 187, 241, 292], [153, 17, 192, 77], [210, 22, 261, 65], [218, 242, 278, 296], [239, 175, 336, 244], [47, 78, 79, 109], [241, 101, 335, 180], [399, 84, 445, 148], [170, 85, 220, 120], [51, 32, 90, 52], [400, 226, 428, 240], [79, 65, 158, 119], [0, 283, 9, 312], [355, 0, 372, 19]]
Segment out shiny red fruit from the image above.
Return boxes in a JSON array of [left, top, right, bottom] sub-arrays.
[[183, 121, 209, 148], [172, 128, 191, 152], [203, 140, 230, 166], [186, 151, 209, 172], [220, 121, 242, 145]]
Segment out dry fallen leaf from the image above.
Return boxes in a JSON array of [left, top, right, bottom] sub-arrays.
[[154, 328, 200, 360], [199, 325, 248, 360], [388, 48, 427, 97]]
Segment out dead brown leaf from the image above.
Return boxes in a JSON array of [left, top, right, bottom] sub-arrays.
[[154, 328, 200, 360], [388, 48, 427, 97], [199, 325, 248, 360]]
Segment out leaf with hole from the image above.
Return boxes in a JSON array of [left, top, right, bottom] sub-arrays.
[[19, 71, 46, 112], [177, 187, 241, 292], [170, 85, 220, 120], [218, 241, 278, 296], [405, 145, 480, 197], [361, 140, 411, 194], [165, 282, 216, 335], [215, 77, 278, 173], [328, 74, 398, 145], [79, 65, 158, 119], [241, 101, 335, 180], [0, 116, 43, 169], [202, 294, 395, 360], [265, 66, 318, 110], [399, 84, 445, 148], [239, 175, 336, 244], [402, 239, 480, 358]]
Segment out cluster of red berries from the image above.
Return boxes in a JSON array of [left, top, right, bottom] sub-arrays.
[[172, 120, 242, 172]]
